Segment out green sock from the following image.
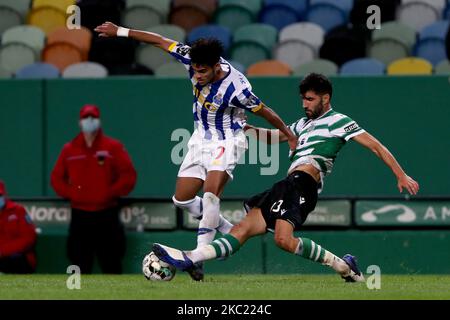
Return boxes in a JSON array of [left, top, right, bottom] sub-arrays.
[[211, 234, 241, 259], [295, 237, 326, 263]]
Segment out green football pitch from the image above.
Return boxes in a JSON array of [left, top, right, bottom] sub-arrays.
[[0, 274, 449, 300]]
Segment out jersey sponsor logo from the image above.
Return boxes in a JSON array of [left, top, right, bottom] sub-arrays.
[[344, 122, 359, 132]]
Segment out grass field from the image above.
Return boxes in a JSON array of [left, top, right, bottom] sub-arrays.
[[0, 274, 449, 300]]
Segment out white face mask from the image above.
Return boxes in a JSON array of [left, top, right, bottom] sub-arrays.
[[80, 117, 100, 133]]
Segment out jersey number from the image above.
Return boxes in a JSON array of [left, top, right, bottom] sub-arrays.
[[270, 200, 284, 213]]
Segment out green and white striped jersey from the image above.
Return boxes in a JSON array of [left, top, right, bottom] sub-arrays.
[[288, 108, 365, 193]]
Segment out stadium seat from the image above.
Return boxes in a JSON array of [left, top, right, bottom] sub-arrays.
[[293, 59, 339, 76], [0, 7, 22, 36], [1, 25, 46, 54], [32, 0, 76, 11], [41, 42, 84, 72], [27, 6, 66, 34], [339, 58, 385, 75], [0, 0, 31, 18], [387, 57, 433, 75], [396, 1, 440, 32], [47, 27, 92, 60], [246, 60, 291, 76], [122, 5, 164, 29], [434, 59, 450, 74], [306, 3, 348, 33], [279, 22, 325, 51], [0, 43, 37, 74], [372, 21, 417, 49], [419, 20, 450, 41], [274, 40, 316, 69], [310, 0, 354, 17], [107, 62, 154, 75], [172, 0, 217, 19], [126, 0, 171, 19], [214, 0, 261, 32], [77, 0, 124, 31], [154, 61, 187, 76], [169, 6, 210, 33], [416, 20, 449, 65], [230, 23, 277, 68], [401, 0, 446, 14], [368, 39, 409, 65], [62, 62, 109, 78], [258, 1, 301, 30], [187, 25, 232, 54], [319, 26, 366, 66], [15, 62, 60, 79], [148, 24, 186, 43]]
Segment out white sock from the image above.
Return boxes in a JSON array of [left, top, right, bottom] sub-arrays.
[[217, 214, 233, 234], [172, 195, 202, 219], [322, 251, 351, 276], [197, 192, 220, 248], [186, 245, 217, 263]]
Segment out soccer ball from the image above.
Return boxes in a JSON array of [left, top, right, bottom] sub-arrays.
[[142, 251, 176, 281]]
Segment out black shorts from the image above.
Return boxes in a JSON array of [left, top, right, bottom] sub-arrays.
[[244, 171, 318, 231]]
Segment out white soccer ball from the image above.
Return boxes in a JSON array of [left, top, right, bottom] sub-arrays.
[[142, 251, 176, 281]]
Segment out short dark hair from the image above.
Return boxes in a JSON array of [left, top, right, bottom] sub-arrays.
[[190, 38, 223, 67], [299, 73, 333, 98]]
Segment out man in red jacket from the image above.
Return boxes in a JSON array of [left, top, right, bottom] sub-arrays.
[[51, 104, 137, 274], [0, 180, 37, 274]]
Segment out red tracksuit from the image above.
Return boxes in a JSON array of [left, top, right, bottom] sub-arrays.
[[0, 199, 37, 271], [50, 130, 137, 211]]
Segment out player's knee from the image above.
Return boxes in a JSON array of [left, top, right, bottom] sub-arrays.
[[274, 234, 294, 252]]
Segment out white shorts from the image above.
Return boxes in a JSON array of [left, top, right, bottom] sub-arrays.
[[178, 130, 247, 181]]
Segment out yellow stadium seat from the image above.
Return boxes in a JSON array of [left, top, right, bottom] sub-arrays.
[[387, 57, 433, 75], [32, 0, 76, 12], [246, 60, 292, 76], [28, 6, 66, 34]]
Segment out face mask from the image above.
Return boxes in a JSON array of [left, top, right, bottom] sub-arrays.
[[0, 196, 5, 209], [80, 117, 100, 133]]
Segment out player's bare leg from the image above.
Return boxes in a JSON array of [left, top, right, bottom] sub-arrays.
[[273, 219, 364, 282]]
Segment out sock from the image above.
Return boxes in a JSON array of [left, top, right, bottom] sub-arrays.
[[172, 196, 234, 234], [295, 237, 350, 275], [188, 234, 241, 263], [197, 192, 220, 248]]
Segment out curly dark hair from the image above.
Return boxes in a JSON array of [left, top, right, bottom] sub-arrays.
[[299, 73, 333, 98], [190, 38, 224, 67]]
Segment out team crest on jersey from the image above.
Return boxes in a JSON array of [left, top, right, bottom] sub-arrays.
[[204, 102, 218, 112], [213, 93, 223, 106]]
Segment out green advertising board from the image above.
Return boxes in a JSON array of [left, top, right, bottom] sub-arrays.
[[20, 201, 176, 232], [183, 200, 351, 228], [355, 201, 450, 226]]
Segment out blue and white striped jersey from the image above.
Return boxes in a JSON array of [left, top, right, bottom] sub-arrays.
[[168, 41, 263, 140]]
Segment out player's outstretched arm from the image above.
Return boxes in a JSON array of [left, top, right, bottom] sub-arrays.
[[249, 104, 297, 150], [94, 21, 174, 51], [352, 132, 420, 195]]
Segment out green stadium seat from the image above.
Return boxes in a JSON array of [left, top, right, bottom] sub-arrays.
[[0, 65, 13, 78], [232, 23, 278, 52], [367, 38, 410, 66], [122, 5, 164, 29], [293, 59, 338, 76], [214, 0, 262, 32], [154, 61, 188, 76], [0, 6, 22, 36], [135, 24, 186, 72], [230, 42, 270, 68], [434, 60, 450, 74], [1, 25, 46, 55], [0, 0, 31, 18], [126, 0, 171, 18], [371, 21, 417, 51], [0, 43, 37, 74]]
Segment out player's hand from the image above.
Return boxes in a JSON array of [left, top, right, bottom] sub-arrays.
[[287, 134, 298, 153], [397, 174, 419, 195], [94, 21, 119, 37]]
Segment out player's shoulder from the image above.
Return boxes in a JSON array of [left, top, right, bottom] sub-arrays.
[[326, 109, 354, 124], [226, 62, 252, 93]]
